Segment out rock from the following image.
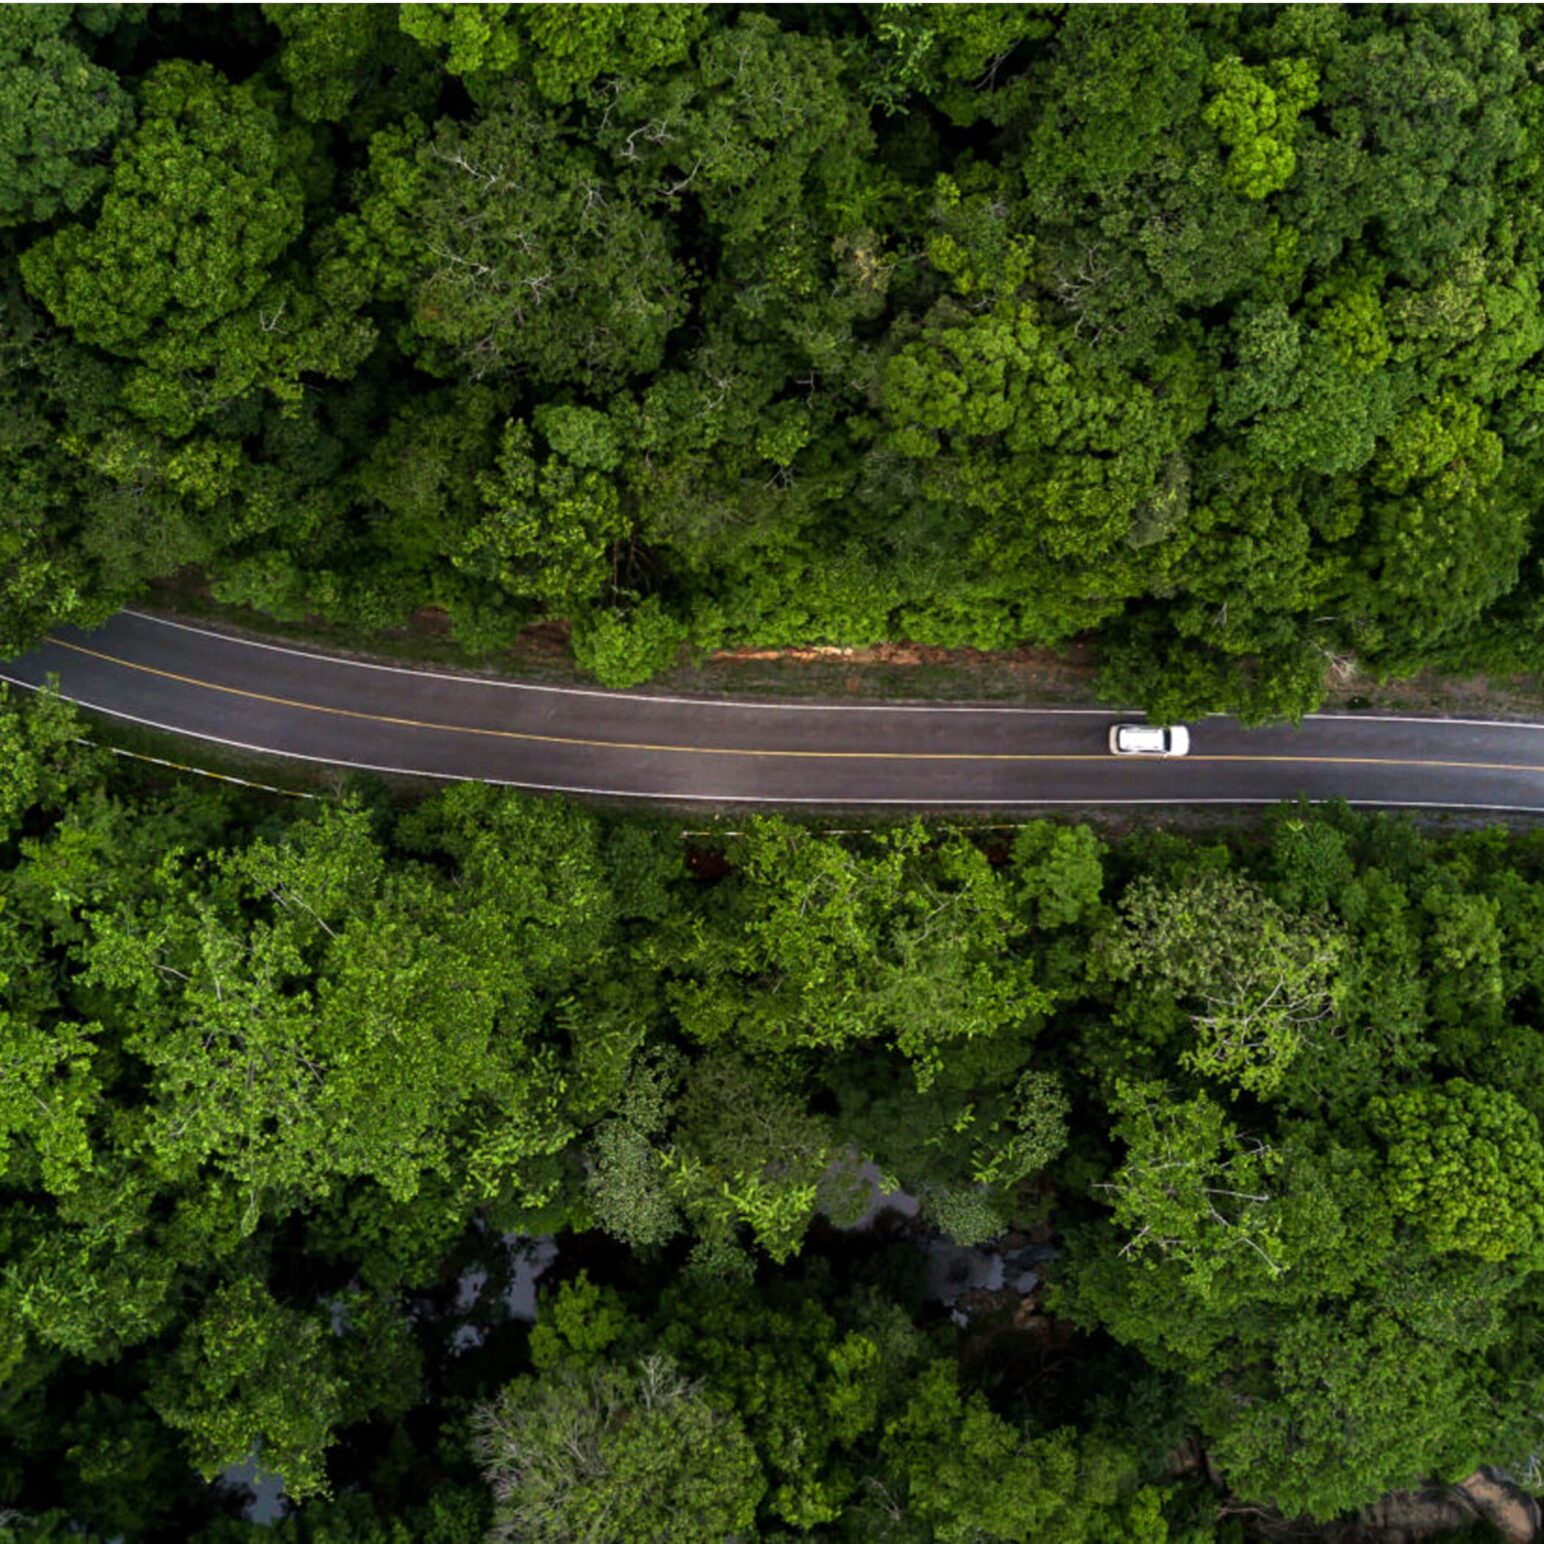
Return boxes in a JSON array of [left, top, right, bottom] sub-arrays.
[[1458, 1468, 1541, 1543], [1355, 1467, 1540, 1543]]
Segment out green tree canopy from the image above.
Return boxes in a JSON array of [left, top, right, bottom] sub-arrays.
[[0, 7, 132, 227], [474, 1355, 764, 1543], [21, 60, 372, 435]]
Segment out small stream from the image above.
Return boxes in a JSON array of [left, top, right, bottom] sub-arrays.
[[444, 1233, 562, 1353], [218, 1169, 1050, 1525], [829, 1159, 1056, 1324], [216, 1447, 287, 1527]]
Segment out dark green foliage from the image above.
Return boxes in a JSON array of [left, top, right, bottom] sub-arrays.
[[5, 5, 1544, 714], [20, 60, 373, 436], [0, 7, 132, 228], [335, 95, 687, 391]]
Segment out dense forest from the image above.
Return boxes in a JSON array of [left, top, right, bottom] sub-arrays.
[[12, 4, 1544, 1540], [7, 4, 1544, 713], [3, 683, 1544, 1538]]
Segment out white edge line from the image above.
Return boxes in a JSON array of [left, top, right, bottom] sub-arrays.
[[101, 614, 1544, 733], [113, 611, 1130, 715], [7, 677, 1544, 814], [1302, 712, 1544, 730]]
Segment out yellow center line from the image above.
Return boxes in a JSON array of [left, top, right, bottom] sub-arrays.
[[38, 635, 1544, 774]]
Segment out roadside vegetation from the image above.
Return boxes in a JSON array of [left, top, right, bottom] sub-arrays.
[[9, 7, 1544, 1540], [7, 6, 1544, 715], [6, 688, 1544, 1539]]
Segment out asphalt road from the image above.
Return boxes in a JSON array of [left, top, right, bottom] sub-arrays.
[[6, 610, 1544, 811]]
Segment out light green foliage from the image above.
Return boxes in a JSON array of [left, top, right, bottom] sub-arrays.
[[1268, 808, 1357, 912], [4, 1210, 180, 1363], [1423, 880, 1505, 1041], [0, 985, 97, 1197], [398, 3, 521, 80], [1109, 871, 1345, 1096], [394, 781, 620, 983], [1357, 393, 1521, 666], [664, 1054, 832, 1265], [1011, 822, 1105, 930], [881, 280, 1211, 645], [459, 420, 628, 616], [1371, 1080, 1544, 1263], [585, 1051, 682, 1251], [1203, 56, 1318, 200], [1235, 327, 1401, 478], [570, 597, 687, 689], [916, 1183, 1006, 1248], [1315, 268, 1391, 375], [1198, 1304, 1487, 1522], [882, 300, 1038, 455], [881, 1361, 1161, 1544], [666, 820, 1049, 1082], [528, 1271, 630, 1373], [648, 1278, 923, 1529], [0, 8, 131, 227], [399, 4, 707, 103], [474, 1355, 764, 1543], [23, 54, 305, 351], [532, 403, 623, 474], [1099, 1081, 1287, 1297], [79, 799, 577, 1221], [0, 687, 87, 843], [150, 1278, 342, 1502]]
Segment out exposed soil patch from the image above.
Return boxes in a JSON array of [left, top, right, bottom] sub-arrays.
[[695, 637, 1106, 705], [399, 605, 454, 639], [709, 637, 1096, 676]]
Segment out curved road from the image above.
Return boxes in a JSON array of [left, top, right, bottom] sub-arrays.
[[5, 611, 1544, 811]]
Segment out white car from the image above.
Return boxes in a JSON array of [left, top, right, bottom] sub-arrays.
[[1109, 724, 1190, 757]]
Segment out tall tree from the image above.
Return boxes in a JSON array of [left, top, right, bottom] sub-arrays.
[[22, 60, 372, 435]]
